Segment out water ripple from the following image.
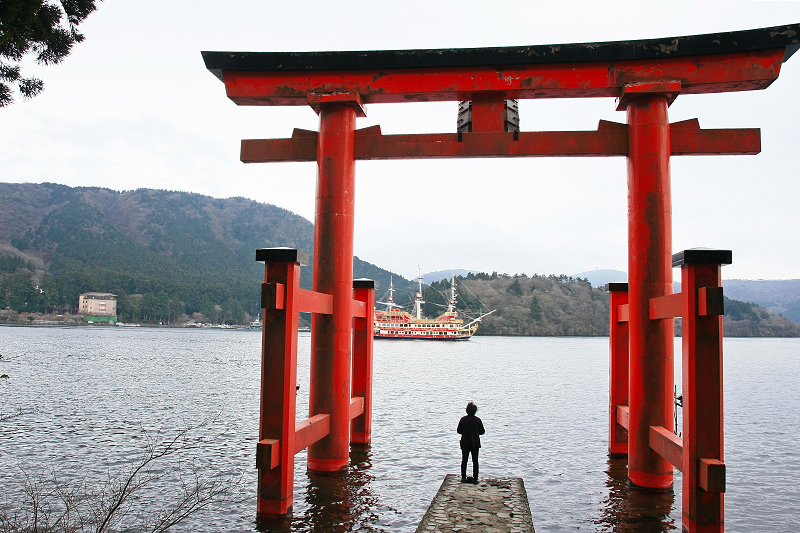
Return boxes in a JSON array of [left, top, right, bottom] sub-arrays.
[[0, 329, 797, 531]]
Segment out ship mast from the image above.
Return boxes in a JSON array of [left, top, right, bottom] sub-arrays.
[[446, 273, 457, 313], [377, 276, 401, 310], [414, 268, 425, 320]]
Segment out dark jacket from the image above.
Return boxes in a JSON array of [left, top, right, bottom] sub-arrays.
[[457, 414, 485, 450]]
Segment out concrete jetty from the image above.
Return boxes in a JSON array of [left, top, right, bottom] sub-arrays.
[[416, 475, 535, 533]]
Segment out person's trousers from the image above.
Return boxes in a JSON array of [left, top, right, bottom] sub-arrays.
[[461, 447, 479, 480]]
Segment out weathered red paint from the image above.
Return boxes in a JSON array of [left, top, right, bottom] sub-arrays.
[[650, 293, 683, 320], [616, 405, 630, 430], [256, 438, 280, 470], [649, 425, 684, 470], [351, 281, 375, 445], [680, 259, 726, 532], [294, 413, 332, 453], [255, 251, 376, 515], [625, 93, 675, 490], [670, 119, 761, 155], [349, 396, 365, 419], [469, 95, 508, 132], [608, 283, 629, 456], [240, 121, 760, 163], [258, 259, 301, 516], [221, 49, 784, 106], [308, 103, 357, 473]]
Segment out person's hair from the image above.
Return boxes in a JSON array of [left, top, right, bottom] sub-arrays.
[[466, 402, 477, 415]]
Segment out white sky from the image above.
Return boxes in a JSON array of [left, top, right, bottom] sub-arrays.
[[2, 1, 799, 280]]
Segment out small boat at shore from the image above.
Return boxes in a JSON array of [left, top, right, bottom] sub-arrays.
[[373, 273, 494, 340]]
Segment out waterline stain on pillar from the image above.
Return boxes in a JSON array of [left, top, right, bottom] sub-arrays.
[[416, 475, 535, 532]]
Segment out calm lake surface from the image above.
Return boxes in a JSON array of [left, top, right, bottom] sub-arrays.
[[1, 327, 798, 532]]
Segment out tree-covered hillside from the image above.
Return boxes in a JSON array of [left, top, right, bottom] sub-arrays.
[[2, 182, 797, 336], [422, 273, 800, 337], [453, 273, 609, 336], [0, 183, 410, 324]]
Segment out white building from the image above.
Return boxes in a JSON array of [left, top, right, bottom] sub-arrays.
[[78, 292, 117, 317]]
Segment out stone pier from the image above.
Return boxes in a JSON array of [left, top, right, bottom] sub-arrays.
[[416, 475, 535, 533]]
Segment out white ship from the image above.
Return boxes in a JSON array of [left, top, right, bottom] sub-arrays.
[[373, 273, 494, 340]]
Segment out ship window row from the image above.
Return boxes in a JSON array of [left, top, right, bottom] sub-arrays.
[[377, 330, 458, 335], [377, 324, 459, 329], [376, 320, 458, 329]]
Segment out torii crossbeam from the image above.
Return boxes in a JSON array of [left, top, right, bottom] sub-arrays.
[[203, 24, 799, 532]]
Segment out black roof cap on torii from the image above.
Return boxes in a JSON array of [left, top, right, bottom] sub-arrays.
[[203, 24, 800, 81]]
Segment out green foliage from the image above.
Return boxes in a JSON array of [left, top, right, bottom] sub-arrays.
[[467, 277, 800, 337], [0, 0, 98, 106], [529, 296, 542, 321], [723, 295, 761, 322], [506, 278, 523, 297], [0, 183, 410, 325], [721, 295, 800, 336], [465, 271, 498, 281], [466, 274, 610, 336], [0, 254, 32, 271]]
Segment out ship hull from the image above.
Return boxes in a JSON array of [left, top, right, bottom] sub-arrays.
[[373, 309, 478, 340], [374, 332, 473, 340]]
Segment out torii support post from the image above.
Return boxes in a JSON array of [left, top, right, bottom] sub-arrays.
[[256, 247, 305, 516], [308, 94, 365, 472], [255, 247, 376, 516], [616, 249, 729, 532], [622, 83, 677, 490], [351, 279, 375, 445], [607, 282, 629, 456], [676, 249, 729, 533]]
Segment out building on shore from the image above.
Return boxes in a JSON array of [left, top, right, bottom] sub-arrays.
[[78, 292, 118, 322]]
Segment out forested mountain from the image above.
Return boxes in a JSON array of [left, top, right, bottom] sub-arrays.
[[420, 273, 800, 337], [722, 279, 800, 322], [0, 183, 410, 324], [2, 182, 796, 336], [424, 273, 611, 336]]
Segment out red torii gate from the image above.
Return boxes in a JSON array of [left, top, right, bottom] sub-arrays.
[[203, 24, 799, 532]]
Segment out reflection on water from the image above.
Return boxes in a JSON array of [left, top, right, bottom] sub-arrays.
[[2, 329, 798, 532], [256, 447, 384, 533], [595, 456, 678, 532], [258, 451, 681, 533]]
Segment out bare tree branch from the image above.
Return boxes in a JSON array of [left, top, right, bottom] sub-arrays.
[[0, 421, 245, 533]]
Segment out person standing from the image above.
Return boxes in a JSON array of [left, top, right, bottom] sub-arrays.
[[457, 401, 485, 484]]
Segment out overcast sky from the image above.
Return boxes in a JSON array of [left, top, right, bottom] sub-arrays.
[[2, 1, 799, 280]]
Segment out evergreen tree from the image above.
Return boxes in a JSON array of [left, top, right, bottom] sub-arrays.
[[530, 296, 542, 321], [507, 278, 523, 297], [0, 0, 99, 106]]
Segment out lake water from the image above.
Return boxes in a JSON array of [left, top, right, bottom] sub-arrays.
[[0, 327, 798, 532]]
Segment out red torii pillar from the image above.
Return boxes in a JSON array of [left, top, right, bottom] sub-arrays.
[[607, 282, 629, 457], [307, 94, 365, 473], [621, 82, 679, 490]]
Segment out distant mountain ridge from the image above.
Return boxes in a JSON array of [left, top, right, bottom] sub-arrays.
[[421, 269, 478, 286], [722, 279, 800, 321], [421, 272, 800, 337], [573, 269, 800, 323], [0, 182, 411, 323], [3, 182, 798, 334]]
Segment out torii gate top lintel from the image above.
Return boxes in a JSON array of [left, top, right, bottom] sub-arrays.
[[203, 24, 800, 106]]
